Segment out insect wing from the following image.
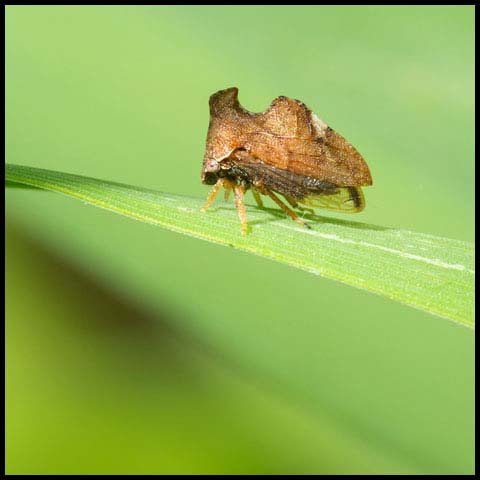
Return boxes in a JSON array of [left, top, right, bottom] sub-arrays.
[[300, 187, 365, 213]]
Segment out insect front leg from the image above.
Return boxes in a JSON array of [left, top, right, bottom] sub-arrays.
[[201, 178, 223, 212], [233, 184, 248, 235], [202, 178, 235, 212]]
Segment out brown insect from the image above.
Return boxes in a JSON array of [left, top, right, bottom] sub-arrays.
[[201, 87, 372, 234]]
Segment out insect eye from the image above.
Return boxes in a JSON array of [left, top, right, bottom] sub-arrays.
[[205, 159, 220, 173]]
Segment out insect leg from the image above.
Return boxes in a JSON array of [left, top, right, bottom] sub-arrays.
[[298, 205, 315, 215], [201, 178, 224, 212], [221, 178, 236, 202], [265, 190, 311, 229], [233, 184, 248, 235], [285, 196, 299, 208], [252, 189, 264, 208], [285, 195, 315, 215]]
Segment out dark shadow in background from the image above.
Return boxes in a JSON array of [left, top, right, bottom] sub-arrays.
[[6, 221, 207, 381], [5, 221, 437, 474]]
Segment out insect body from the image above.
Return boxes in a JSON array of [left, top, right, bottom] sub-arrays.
[[201, 87, 372, 234]]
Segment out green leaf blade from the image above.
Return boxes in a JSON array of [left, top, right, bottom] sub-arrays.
[[6, 163, 475, 328]]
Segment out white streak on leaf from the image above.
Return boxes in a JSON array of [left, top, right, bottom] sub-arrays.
[[283, 228, 475, 274]]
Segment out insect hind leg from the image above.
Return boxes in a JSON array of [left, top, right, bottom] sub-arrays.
[[285, 195, 315, 216], [265, 190, 311, 229]]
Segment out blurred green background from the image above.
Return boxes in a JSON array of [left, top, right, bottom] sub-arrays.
[[5, 6, 474, 474]]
